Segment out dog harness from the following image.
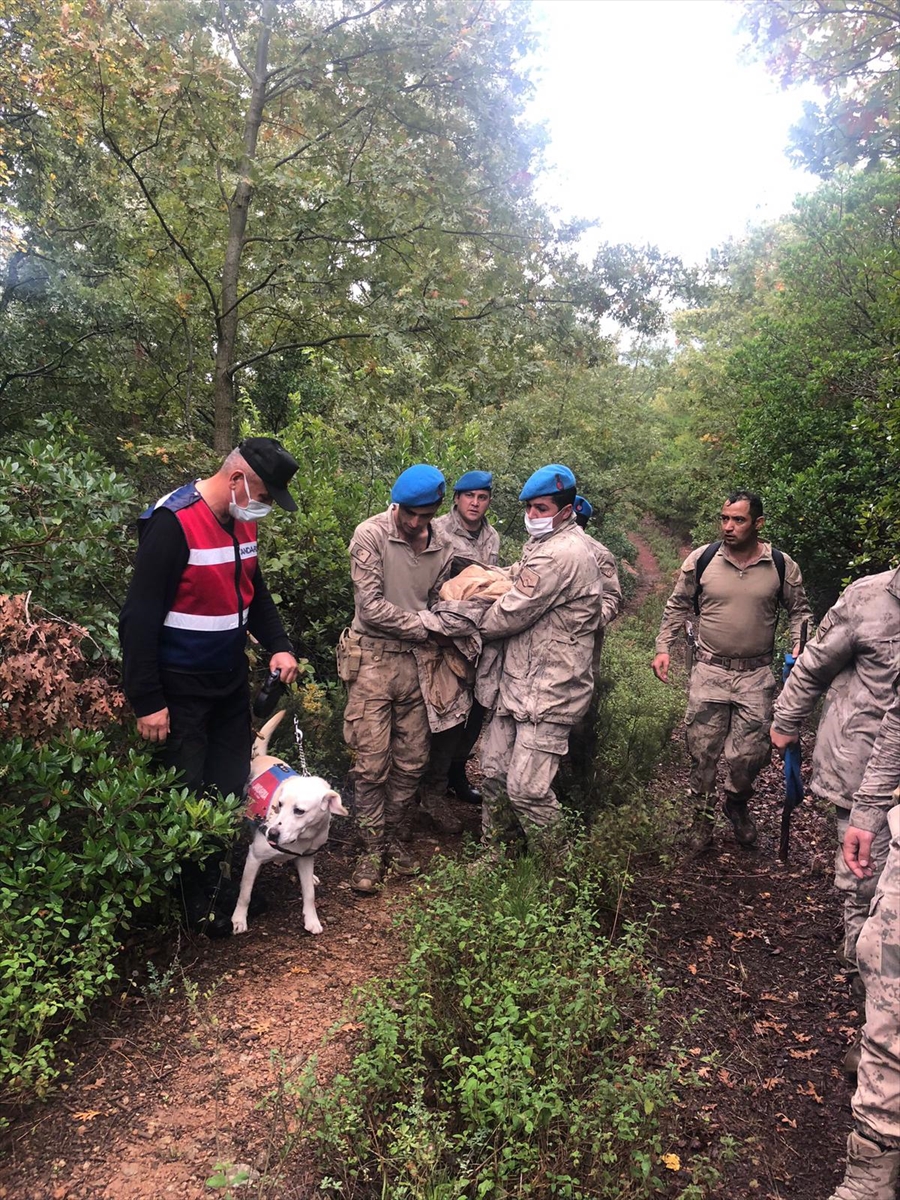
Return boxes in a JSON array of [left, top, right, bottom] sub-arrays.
[[245, 762, 296, 822], [140, 482, 258, 672]]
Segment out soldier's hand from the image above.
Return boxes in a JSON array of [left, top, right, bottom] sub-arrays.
[[769, 727, 797, 755], [651, 652, 669, 683], [137, 708, 170, 744], [843, 826, 876, 880]]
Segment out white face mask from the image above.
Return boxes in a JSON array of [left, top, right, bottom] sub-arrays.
[[229, 474, 272, 522], [524, 513, 555, 537]]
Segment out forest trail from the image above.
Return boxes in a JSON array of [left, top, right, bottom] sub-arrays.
[[1, 532, 857, 1200]]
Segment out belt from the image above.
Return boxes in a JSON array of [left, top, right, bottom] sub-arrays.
[[357, 634, 416, 654], [695, 648, 772, 671]]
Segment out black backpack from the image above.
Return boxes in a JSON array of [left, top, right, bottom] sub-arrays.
[[693, 541, 786, 616]]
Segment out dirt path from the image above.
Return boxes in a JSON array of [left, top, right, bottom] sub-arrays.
[[0, 528, 858, 1199]]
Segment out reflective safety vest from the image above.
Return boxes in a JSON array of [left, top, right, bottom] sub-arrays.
[[140, 482, 258, 671]]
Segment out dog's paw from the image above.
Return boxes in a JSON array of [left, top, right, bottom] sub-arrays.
[[313, 874, 321, 886], [305, 917, 324, 935], [232, 912, 249, 935]]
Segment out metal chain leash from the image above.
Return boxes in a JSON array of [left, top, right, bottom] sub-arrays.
[[293, 714, 310, 775]]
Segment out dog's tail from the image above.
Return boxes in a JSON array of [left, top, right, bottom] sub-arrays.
[[252, 709, 287, 760]]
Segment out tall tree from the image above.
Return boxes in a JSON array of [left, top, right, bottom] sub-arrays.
[[741, 0, 900, 176]]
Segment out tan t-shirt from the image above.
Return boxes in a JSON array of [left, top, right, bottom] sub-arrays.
[[655, 542, 811, 660]]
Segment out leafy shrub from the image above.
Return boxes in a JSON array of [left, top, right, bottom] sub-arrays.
[[0, 414, 137, 654], [0, 729, 242, 1101], [294, 842, 690, 1198], [0, 594, 125, 740]]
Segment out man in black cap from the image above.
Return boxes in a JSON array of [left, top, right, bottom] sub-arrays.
[[119, 438, 300, 929]]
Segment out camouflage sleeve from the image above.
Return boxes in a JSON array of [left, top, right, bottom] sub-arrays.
[[653, 550, 700, 656], [771, 596, 856, 737], [486, 526, 501, 568], [349, 527, 429, 641], [595, 545, 623, 627], [850, 697, 900, 832], [781, 554, 814, 648], [478, 543, 576, 641]]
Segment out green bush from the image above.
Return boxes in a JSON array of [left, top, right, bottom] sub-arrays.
[[0, 728, 242, 1100], [0, 414, 137, 655], [294, 842, 691, 1198]]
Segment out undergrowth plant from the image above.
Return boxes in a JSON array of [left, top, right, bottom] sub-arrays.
[[0, 729, 241, 1102], [290, 839, 697, 1199]]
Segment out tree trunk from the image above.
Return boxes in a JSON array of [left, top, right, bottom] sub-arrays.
[[212, 1, 274, 453]]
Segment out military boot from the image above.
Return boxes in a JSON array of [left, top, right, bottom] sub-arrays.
[[722, 793, 758, 847], [828, 1131, 900, 1200], [447, 760, 482, 804], [687, 794, 715, 853], [385, 840, 422, 876], [350, 850, 384, 894]]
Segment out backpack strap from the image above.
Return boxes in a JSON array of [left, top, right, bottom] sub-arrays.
[[693, 541, 786, 615], [692, 541, 721, 615]]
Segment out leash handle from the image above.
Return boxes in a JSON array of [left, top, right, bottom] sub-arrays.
[[293, 715, 310, 775]]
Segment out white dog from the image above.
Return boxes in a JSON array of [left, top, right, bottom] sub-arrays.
[[232, 711, 348, 936]]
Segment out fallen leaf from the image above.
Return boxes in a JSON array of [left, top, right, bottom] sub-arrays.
[[789, 1049, 818, 1060], [661, 1153, 681, 1171], [717, 1068, 735, 1088], [792, 1031, 813, 1043], [761, 1077, 784, 1090], [687, 963, 697, 975], [797, 1081, 824, 1104], [72, 1110, 103, 1122], [777, 1112, 798, 1128]]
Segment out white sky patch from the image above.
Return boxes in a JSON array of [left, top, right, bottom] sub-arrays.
[[526, 0, 825, 265]]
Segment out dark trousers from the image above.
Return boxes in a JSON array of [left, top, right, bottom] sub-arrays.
[[156, 671, 252, 800]]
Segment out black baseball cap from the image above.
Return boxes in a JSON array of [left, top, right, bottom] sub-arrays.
[[239, 437, 299, 512]]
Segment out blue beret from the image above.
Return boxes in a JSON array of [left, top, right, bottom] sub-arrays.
[[519, 463, 576, 502], [391, 464, 446, 507], [453, 470, 493, 492], [574, 495, 593, 520]]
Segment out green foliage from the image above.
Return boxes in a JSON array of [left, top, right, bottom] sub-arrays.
[[294, 842, 692, 1198], [0, 414, 137, 652], [0, 728, 242, 1100], [741, 0, 900, 176]]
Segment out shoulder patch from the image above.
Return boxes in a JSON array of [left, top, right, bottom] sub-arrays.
[[517, 566, 540, 597], [351, 545, 374, 565]]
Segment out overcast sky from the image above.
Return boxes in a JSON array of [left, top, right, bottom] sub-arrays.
[[525, 0, 823, 265]]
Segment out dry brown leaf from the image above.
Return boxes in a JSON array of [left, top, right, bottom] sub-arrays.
[[687, 963, 697, 975], [72, 1110, 103, 1122], [797, 1081, 824, 1104], [789, 1049, 818, 1060], [777, 1113, 798, 1128], [792, 1032, 813, 1043], [717, 1068, 735, 1088]]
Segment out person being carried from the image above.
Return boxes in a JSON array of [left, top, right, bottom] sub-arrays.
[[119, 437, 301, 931], [652, 490, 811, 851], [420, 469, 500, 809], [473, 463, 603, 853], [341, 464, 461, 894]]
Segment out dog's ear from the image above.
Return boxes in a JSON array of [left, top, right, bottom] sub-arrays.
[[323, 789, 349, 817]]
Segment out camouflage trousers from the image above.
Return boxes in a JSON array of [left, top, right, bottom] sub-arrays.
[[852, 806, 900, 1150], [480, 714, 571, 844], [835, 806, 891, 967], [342, 644, 430, 848], [684, 661, 776, 798]]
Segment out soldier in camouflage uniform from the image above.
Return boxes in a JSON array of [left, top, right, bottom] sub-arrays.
[[652, 491, 811, 851], [342, 465, 455, 893], [420, 470, 500, 809], [771, 567, 900, 1072], [828, 696, 900, 1200], [474, 464, 603, 849]]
